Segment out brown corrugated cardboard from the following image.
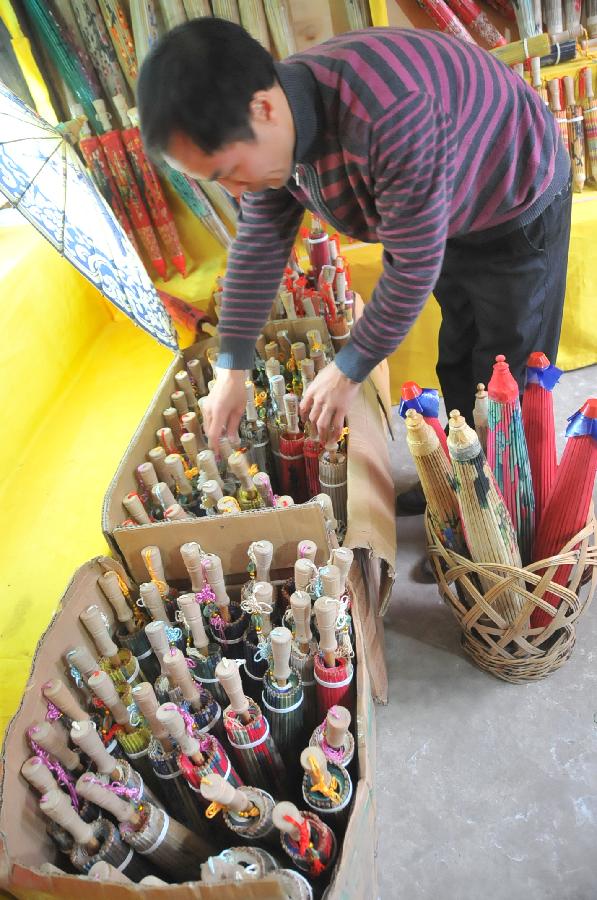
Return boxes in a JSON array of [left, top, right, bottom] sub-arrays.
[[0, 544, 376, 899]]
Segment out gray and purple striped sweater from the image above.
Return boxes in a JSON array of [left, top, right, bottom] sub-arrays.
[[218, 28, 569, 382]]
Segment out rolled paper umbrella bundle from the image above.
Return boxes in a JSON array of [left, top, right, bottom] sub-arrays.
[[444, 0, 506, 46], [42, 678, 89, 724], [289, 592, 318, 730], [70, 719, 161, 808], [487, 355, 536, 565], [76, 774, 212, 880], [272, 801, 337, 878], [200, 774, 277, 845], [241, 582, 274, 701], [201, 845, 279, 884], [39, 788, 152, 879], [399, 381, 449, 455], [563, 75, 586, 193], [404, 409, 466, 554], [303, 424, 322, 498], [299, 746, 353, 826], [161, 647, 223, 738], [522, 352, 561, 527], [448, 410, 526, 624], [156, 702, 242, 801], [547, 79, 570, 156], [141, 545, 178, 618], [473, 383, 489, 452], [261, 626, 305, 757], [310, 705, 355, 767], [530, 399, 597, 628], [228, 450, 263, 510], [80, 605, 144, 688], [177, 594, 228, 707], [313, 597, 355, 718], [280, 393, 308, 502], [216, 657, 287, 795], [318, 442, 348, 534]]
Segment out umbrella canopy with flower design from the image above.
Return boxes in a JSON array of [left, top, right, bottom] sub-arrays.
[[0, 79, 177, 350]]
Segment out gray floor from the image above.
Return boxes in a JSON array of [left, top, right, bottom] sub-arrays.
[[376, 366, 597, 900]]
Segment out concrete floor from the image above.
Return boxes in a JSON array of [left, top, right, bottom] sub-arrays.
[[376, 366, 597, 900]]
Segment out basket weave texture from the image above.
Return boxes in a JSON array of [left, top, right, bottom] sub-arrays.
[[425, 513, 597, 683]]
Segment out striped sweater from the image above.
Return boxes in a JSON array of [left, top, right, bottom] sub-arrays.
[[218, 28, 568, 381]]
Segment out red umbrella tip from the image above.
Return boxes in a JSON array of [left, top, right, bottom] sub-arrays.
[[580, 398, 597, 419], [527, 351, 550, 368], [488, 355, 518, 402], [401, 381, 422, 400]]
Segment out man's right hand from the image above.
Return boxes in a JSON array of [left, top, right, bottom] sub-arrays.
[[201, 368, 248, 449]]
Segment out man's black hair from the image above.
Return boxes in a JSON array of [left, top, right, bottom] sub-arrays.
[[137, 17, 276, 159]]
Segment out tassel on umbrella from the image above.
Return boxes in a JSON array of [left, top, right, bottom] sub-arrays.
[[530, 399, 597, 628], [404, 409, 466, 554], [313, 597, 354, 720], [448, 410, 525, 624], [487, 355, 536, 565], [522, 352, 561, 527], [200, 774, 277, 846], [399, 382, 449, 456], [299, 746, 353, 828], [272, 801, 337, 878], [563, 75, 586, 193], [113, 99, 187, 276], [216, 657, 287, 796], [309, 705, 354, 768]]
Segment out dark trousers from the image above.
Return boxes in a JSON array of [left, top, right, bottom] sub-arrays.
[[434, 176, 573, 423]]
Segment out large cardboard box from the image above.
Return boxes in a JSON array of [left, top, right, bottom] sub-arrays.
[[102, 310, 396, 702], [0, 548, 377, 899]]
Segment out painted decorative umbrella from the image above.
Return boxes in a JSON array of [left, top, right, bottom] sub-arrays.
[[530, 399, 597, 628], [399, 382, 449, 456], [521, 352, 561, 528], [487, 355, 536, 566], [581, 68, 597, 183], [0, 81, 177, 350]]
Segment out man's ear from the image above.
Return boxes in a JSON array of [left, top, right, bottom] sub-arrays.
[[249, 91, 275, 123]]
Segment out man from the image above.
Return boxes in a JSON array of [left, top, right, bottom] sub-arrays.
[[138, 18, 571, 512]]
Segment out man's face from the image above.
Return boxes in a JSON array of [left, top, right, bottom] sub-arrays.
[[163, 93, 294, 199]]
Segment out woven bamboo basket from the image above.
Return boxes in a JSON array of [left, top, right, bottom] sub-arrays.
[[425, 512, 597, 683]]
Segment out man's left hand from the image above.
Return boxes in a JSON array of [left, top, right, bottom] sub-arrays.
[[299, 361, 360, 443]]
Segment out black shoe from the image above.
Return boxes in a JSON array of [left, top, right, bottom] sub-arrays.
[[395, 482, 426, 516], [413, 554, 435, 583]]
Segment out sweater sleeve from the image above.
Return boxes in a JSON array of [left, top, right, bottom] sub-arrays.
[[216, 187, 305, 370], [335, 93, 457, 383]]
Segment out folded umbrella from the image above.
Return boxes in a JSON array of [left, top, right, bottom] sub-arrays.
[[521, 352, 561, 528]]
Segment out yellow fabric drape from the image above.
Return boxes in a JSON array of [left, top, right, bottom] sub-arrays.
[[0, 0, 57, 123]]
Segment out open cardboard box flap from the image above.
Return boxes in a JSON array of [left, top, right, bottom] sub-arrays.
[[1, 543, 376, 898]]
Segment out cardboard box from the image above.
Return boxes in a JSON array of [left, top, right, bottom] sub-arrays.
[[0, 547, 377, 898], [102, 309, 396, 701]]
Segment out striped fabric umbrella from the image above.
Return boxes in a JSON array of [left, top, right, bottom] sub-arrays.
[[522, 352, 561, 528], [487, 355, 536, 565], [404, 409, 466, 554], [216, 658, 287, 796], [530, 399, 597, 628], [448, 410, 525, 625], [399, 382, 449, 456]]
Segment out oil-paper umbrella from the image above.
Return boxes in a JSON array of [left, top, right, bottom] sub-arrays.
[[413, 0, 476, 42], [521, 352, 561, 528], [530, 399, 597, 628], [399, 382, 449, 456], [70, 0, 132, 103], [261, 626, 305, 757], [444, 0, 506, 46], [97, 0, 138, 90], [581, 67, 597, 182], [563, 75, 586, 193], [487, 355, 536, 566], [547, 79, 570, 158]]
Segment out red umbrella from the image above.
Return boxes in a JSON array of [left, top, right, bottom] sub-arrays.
[[399, 382, 449, 457], [521, 352, 561, 528], [114, 99, 187, 277], [530, 399, 597, 628], [93, 100, 166, 278]]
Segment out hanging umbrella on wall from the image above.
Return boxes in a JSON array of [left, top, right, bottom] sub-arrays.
[[0, 80, 177, 351]]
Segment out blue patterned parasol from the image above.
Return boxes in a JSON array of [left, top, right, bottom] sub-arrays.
[[0, 80, 177, 351]]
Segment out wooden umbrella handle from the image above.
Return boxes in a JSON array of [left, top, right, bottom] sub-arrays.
[[136, 462, 159, 490], [70, 720, 117, 775], [330, 548, 353, 592], [272, 801, 304, 840], [28, 722, 81, 771], [162, 648, 200, 703], [252, 582, 273, 636], [320, 565, 341, 601], [215, 658, 249, 717], [21, 757, 58, 794], [155, 703, 201, 758], [251, 540, 274, 582], [39, 789, 96, 847], [325, 705, 351, 748], [200, 774, 251, 813], [178, 593, 209, 651], [139, 582, 169, 623], [87, 671, 130, 725], [313, 597, 338, 666], [298, 540, 318, 562], [290, 591, 312, 645], [131, 683, 172, 745], [98, 571, 134, 626], [300, 746, 331, 788], [42, 678, 89, 722], [180, 542, 205, 592], [123, 492, 151, 525], [66, 645, 99, 681], [77, 775, 138, 824], [270, 627, 292, 684], [294, 558, 316, 590], [80, 606, 119, 659], [141, 545, 167, 585], [203, 554, 230, 614]]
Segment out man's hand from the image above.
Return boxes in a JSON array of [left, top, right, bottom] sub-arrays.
[[299, 362, 360, 444], [202, 368, 248, 449]]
